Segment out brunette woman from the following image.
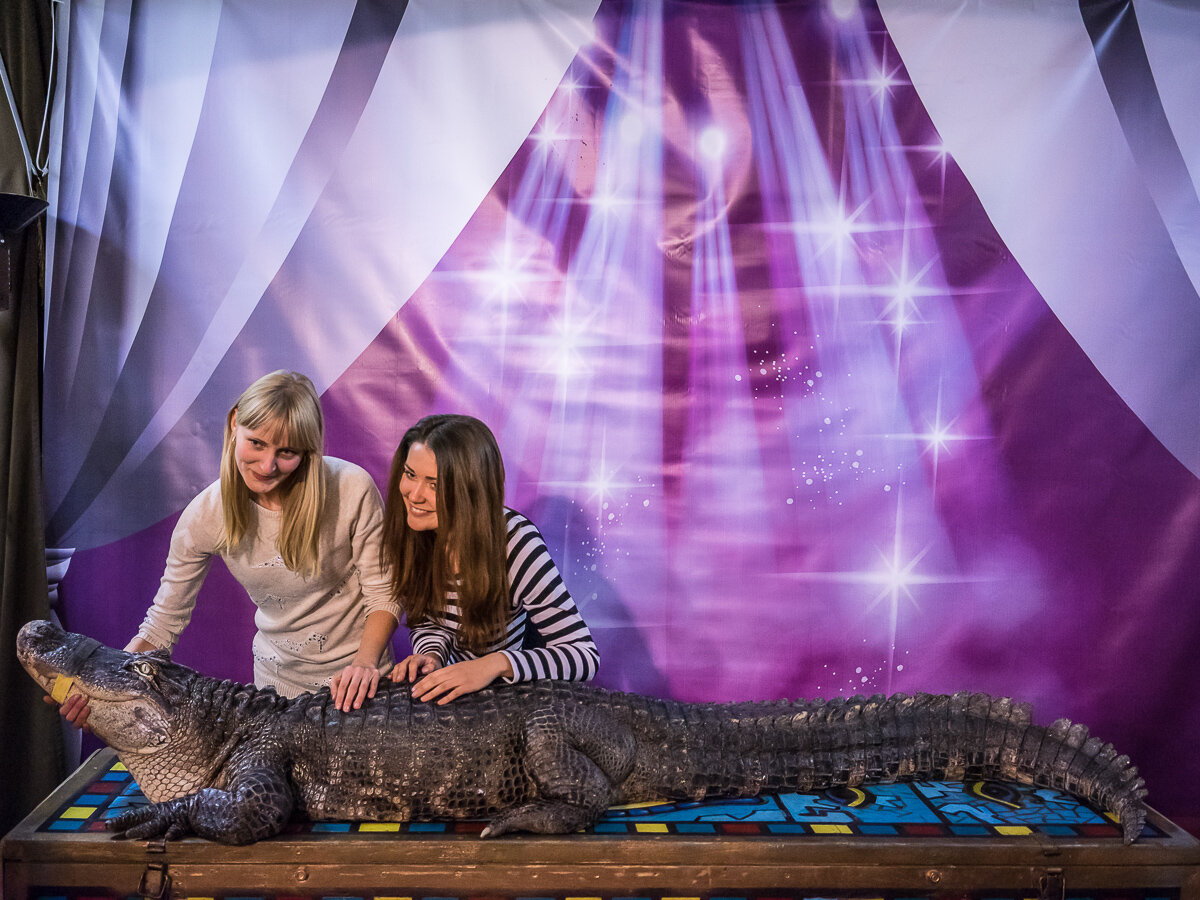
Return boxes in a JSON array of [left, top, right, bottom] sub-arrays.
[[383, 414, 599, 704]]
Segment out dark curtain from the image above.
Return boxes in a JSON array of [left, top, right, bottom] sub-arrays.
[[0, 0, 65, 834]]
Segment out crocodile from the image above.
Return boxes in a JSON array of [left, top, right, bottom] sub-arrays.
[[17, 619, 1147, 845]]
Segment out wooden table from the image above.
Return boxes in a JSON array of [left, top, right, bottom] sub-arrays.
[[3, 748, 1198, 899]]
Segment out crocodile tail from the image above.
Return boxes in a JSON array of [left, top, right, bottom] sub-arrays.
[[955, 695, 1147, 844], [994, 711, 1147, 844], [801, 692, 1146, 843]]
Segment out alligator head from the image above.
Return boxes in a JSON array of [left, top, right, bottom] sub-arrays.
[[17, 619, 225, 800]]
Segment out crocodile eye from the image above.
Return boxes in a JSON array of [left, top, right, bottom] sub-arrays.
[[132, 660, 155, 679]]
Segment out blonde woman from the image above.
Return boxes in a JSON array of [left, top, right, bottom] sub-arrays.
[[384, 414, 599, 704], [57, 371, 397, 726]]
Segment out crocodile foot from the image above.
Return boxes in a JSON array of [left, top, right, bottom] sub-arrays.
[[108, 802, 193, 842], [481, 800, 599, 837]]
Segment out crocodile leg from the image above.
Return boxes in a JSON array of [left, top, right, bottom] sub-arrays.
[[481, 709, 630, 838], [107, 766, 295, 845]]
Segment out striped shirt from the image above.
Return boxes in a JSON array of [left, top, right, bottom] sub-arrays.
[[408, 509, 599, 683]]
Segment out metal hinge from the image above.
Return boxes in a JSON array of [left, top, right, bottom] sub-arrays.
[[1038, 867, 1065, 900], [138, 861, 171, 900]]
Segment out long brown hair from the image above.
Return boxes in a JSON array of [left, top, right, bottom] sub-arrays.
[[216, 371, 326, 576], [383, 414, 508, 652]]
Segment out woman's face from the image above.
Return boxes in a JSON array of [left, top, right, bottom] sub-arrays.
[[232, 416, 303, 510], [399, 442, 439, 531]]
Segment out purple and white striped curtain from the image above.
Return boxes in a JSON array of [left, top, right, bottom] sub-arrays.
[[43, 0, 1200, 824]]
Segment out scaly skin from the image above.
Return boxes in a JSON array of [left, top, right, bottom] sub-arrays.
[[17, 620, 1147, 845]]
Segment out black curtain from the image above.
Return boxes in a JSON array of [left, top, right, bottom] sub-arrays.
[[0, 0, 66, 834]]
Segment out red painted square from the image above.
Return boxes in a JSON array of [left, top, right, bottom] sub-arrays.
[[721, 822, 764, 834], [902, 824, 946, 836]]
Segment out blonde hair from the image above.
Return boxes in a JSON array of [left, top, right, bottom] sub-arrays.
[[217, 371, 326, 577]]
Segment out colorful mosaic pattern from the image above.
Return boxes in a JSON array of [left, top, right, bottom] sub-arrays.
[[38, 758, 1165, 841]]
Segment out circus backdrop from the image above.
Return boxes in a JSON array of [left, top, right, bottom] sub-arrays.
[[39, 0, 1200, 825]]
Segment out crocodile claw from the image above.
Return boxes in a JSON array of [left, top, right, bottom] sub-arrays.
[[481, 800, 597, 837], [107, 803, 192, 841]]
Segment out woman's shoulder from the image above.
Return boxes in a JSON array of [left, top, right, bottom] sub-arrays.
[[322, 455, 378, 486], [503, 507, 544, 540], [173, 479, 224, 542], [181, 478, 223, 516], [321, 457, 385, 510]]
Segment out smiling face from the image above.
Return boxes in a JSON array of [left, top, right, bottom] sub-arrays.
[[231, 416, 304, 510], [399, 442, 439, 531]]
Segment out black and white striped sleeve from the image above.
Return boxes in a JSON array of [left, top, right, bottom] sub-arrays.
[[500, 511, 599, 683], [409, 621, 452, 666]]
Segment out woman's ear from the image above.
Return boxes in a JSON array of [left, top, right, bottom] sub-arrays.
[[228, 409, 238, 431]]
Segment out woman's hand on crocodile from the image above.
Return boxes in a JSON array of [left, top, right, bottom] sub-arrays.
[[412, 653, 514, 705], [390, 653, 442, 684], [330, 664, 380, 712]]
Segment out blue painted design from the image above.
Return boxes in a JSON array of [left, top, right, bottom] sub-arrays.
[[37, 756, 1169, 843], [600, 796, 782, 822], [776, 783, 941, 825], [765, 823, 809, 834], [1040, 824, 1081, 836], [920, 781, 1107, 827], [948, 825, 991, 836]]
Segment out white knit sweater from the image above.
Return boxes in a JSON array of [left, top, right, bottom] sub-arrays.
[[135, 457, 399, 697]]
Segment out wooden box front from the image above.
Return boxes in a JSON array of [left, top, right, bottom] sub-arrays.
[[4, 749, 1198, 900]]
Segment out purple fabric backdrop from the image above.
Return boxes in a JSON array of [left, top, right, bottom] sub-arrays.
[[42, 0, 1200, 825]]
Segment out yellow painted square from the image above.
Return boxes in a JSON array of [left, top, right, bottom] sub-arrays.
[[811, 823, 852, 834], [111, 761, 128, 771], [373, 896, 413, 900], [358, 822, 401, 832], [59, 806, 97, 820], [633, 823, 669, 833], [996, 825, 1033, 836]]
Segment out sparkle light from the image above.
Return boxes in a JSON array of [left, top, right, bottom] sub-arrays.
[[885, 382, 988, 486], [478, 240, 540, 304], [531, 118, 573, 149]]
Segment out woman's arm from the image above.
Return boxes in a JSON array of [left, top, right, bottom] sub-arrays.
[[134, 487, 221, 651], [48, 504, 215, 731], [498, 512, 600, 683], [344, 465, 403, 627], [329, 465, 404, 710]]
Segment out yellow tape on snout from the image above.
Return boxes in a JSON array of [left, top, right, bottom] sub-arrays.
[[51, 675, 75, 703]]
